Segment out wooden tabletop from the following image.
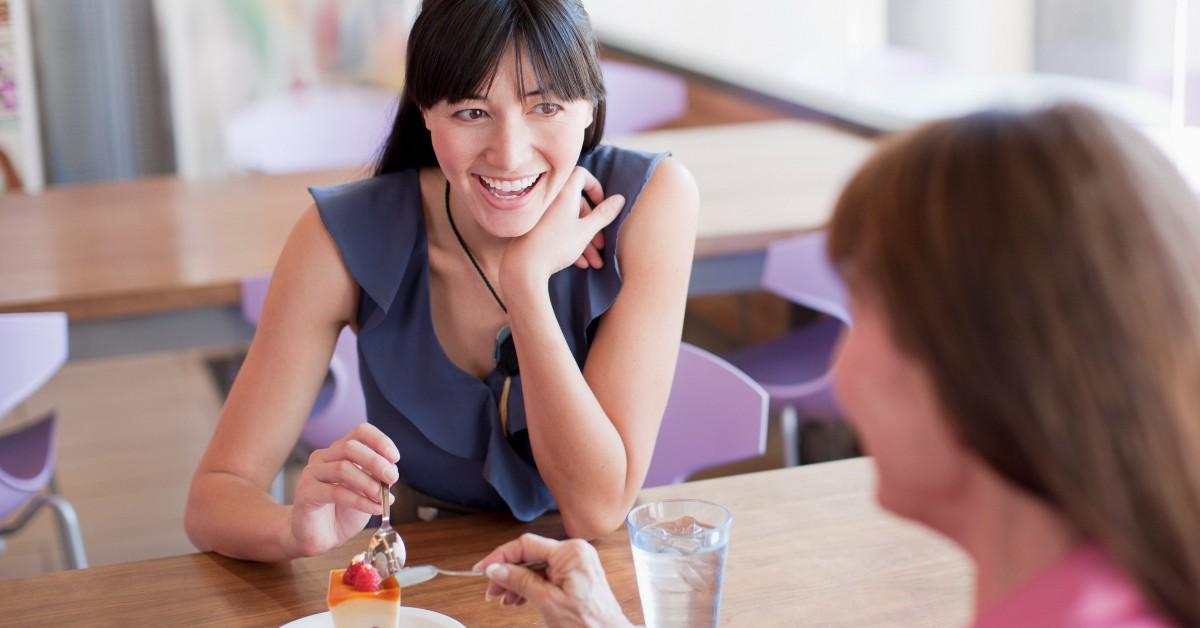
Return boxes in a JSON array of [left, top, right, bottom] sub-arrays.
[[0, 121, 873, 321], [0, 459, 971, 627]]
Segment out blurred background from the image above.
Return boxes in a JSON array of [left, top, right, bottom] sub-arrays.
[[0, 0, 1196, 579]]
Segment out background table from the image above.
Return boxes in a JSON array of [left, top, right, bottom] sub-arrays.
[[0, 120, 873, 359]]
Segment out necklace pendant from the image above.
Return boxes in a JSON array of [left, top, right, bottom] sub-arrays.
[[493, 324, 519, 375]]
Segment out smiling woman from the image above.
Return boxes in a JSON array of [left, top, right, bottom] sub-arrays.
[[184, 0, 699, 563]]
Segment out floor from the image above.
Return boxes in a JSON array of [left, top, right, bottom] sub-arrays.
[[0, 58, 859, 580]]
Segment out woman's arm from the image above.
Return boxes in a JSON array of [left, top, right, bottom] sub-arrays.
[[184, 207, 398, 561], [503, 159, 699, 538]]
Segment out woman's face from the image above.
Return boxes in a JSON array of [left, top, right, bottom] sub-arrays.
[[423, 45, 595, 239], [833, 286, 974, 530]]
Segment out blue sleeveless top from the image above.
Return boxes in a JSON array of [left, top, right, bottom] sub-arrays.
[[311, 146, 669, 522]]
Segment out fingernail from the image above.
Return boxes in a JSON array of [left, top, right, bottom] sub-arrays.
[[486, 563, 508, 580], [484, 591, 495, 602], [499, 597, 510, 608]]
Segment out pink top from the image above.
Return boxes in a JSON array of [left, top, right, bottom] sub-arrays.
[[973, 545, 1174, 628]]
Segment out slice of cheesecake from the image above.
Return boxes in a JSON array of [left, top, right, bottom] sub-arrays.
[[328, 567, 402, 628]]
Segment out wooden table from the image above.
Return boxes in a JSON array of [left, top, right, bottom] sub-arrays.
[[0, 459, 972, 626], [0, 121, 873, 321]]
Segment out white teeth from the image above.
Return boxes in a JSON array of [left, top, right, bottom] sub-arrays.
[[481, 174, 539, 194]]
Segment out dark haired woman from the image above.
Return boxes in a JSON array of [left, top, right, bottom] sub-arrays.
[[185, 0, 697, 561], [475, 104, 1200, 627]]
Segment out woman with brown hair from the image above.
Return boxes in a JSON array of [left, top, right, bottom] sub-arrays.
[[473, 103, 1200, 627]]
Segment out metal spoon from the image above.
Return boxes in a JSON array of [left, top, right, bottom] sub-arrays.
[[367, 483, 406, 577], [396, 561, 548, 588]]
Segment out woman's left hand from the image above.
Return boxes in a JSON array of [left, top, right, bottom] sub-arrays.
[[503, 166, 626, 282]]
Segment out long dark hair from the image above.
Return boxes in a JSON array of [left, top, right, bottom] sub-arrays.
[[374, 0, 607, 176], [828, 104, 1200, 625]]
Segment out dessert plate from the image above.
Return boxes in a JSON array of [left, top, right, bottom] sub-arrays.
[[281, 608, 465, 627]]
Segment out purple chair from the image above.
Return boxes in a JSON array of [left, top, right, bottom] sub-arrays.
[[600, 59, 688, 136], [727, 231, 850, 467], [0, 313, 88, 570], [644, 343, 768, 488], [240, 275, 366, 501]]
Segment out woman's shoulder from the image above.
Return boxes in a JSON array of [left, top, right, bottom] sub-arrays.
[[578, 144, 668, 186], [309, 169, 421, 221], [307, 168, 426, 319]]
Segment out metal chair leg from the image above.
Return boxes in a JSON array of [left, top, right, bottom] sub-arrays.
[[779, 405, 800, 468], [0, 492, 89, 570], [43, 494, 88, 570]]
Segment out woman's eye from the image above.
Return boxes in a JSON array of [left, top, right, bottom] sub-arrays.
[[454, 109, 487, 121], [532, 102, 562, 115]]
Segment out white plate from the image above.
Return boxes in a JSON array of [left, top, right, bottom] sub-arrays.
[[281, 608, 465, 628]]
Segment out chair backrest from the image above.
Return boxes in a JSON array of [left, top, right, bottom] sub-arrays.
[[761, 230, 850, 326], [0, 412, 57, 498], [239, 274, 271, 326], [239, 274, 365, 451], [600, 59, 688, 137], [644, 343, 768, 488], [0, 313, 68, 421], [224, 84, 397, 174]]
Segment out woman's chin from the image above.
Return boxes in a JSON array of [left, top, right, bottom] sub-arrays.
[[478, 211, 541, 240]]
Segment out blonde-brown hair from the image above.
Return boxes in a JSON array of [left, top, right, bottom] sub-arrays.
[[829, 104, 1200, 624]]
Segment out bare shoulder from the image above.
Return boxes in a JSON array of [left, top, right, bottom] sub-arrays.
[[268, 205, 358, 329], [640, 156, 698, 220], [618, 156, 699, 268]]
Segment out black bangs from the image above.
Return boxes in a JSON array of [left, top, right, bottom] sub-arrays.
[[374, 0, 607, 175]]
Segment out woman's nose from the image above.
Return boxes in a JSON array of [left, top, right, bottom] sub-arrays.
[[486, 118, 534, 172]]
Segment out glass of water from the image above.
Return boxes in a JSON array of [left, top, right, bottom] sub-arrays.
[[626, 499, 732, 628]]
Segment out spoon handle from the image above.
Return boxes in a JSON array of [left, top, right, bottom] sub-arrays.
[[380, 483, 391, 529]]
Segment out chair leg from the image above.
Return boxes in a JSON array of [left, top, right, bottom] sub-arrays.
[[779, 405, 800, 468], [43, 494, 89, 570], [1, 493, 90, 570]]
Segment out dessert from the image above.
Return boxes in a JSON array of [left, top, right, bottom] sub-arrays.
[[328, 554, 402, 628]]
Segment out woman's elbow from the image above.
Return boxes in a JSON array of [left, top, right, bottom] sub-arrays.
[[561, 503, 629, 540], [183, 477, 216, 552], [183, 499, 211, 552]]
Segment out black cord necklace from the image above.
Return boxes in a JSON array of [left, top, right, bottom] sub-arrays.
[[444, 180, 519, 378], [444, 181, 507, 315]]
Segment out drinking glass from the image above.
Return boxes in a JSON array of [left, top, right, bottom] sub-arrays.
[[626, 499, 732, 628]]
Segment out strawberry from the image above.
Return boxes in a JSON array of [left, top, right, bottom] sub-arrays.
[[342, 560, 365, 586], [342, 554, 368, 586], [352, 563, 382, 592]]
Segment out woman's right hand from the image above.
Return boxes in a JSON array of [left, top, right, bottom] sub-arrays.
[[288, 423, 400, 556], [474, 533, 632, 627]]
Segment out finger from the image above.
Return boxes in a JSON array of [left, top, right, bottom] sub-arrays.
[[583, 244, 603, 269], [592, 230, 605, 250], [486, 563, 554, 605], [338, 438, 400, 485], [583, 194, 625, 233], [574, 256, 589, 270], [574, 167, 604, 208], [310, 458, 384, 501], [345, 422, 401, 463], [501, 591, 521, 607]]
